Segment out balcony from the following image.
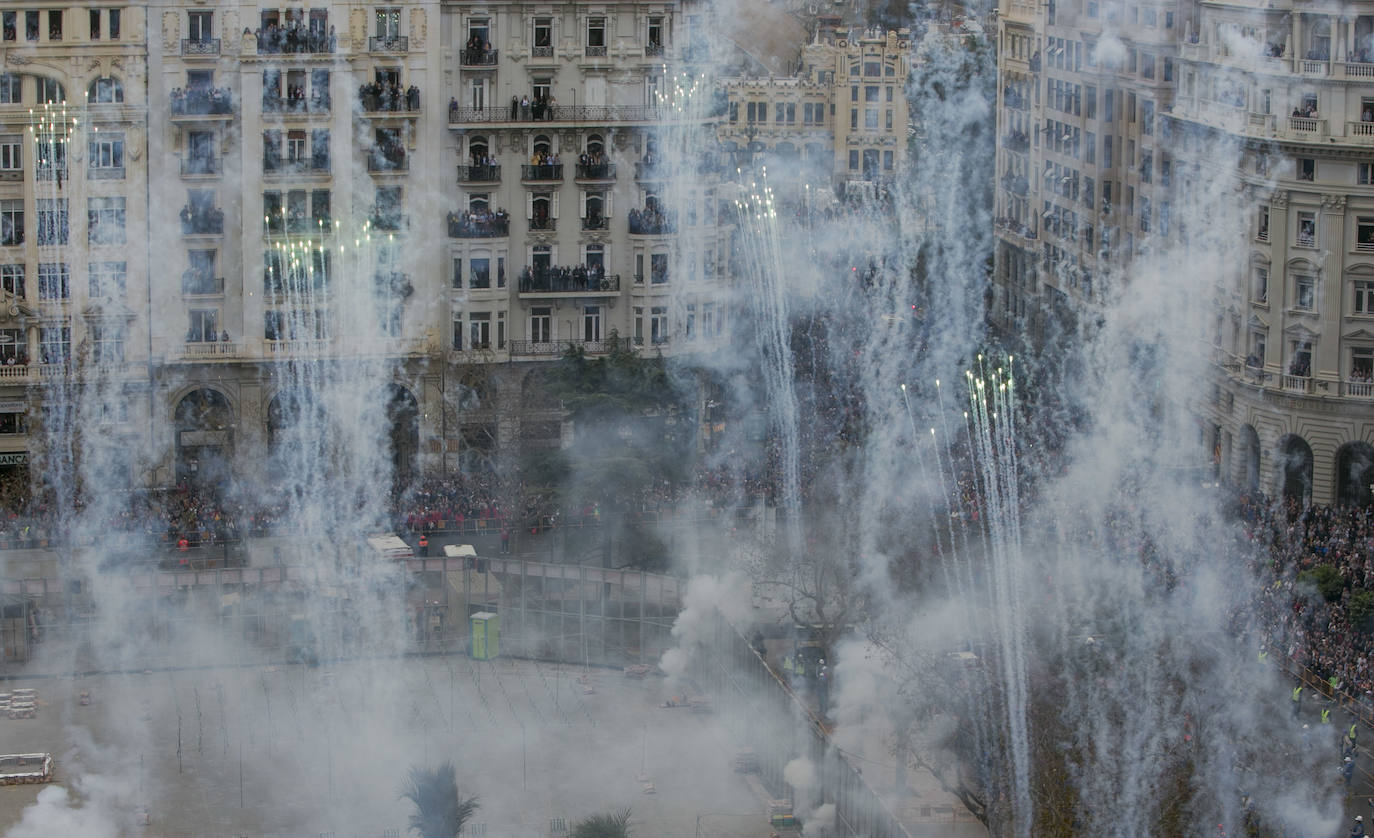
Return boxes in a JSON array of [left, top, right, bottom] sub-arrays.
[[87, 165, 124, 181], [510, 338, 619, 356], [369, 35, 408, 53], [581, 216, 609, 231], [180, 206, 224, 235], [1299, 59, 1330, 75], [1288, 116, 1328, 136], [521, 164, 563, 182], [448, 105, 664, 126], [263, 156, 331, 177], [528, 217, 556, 232], [645, 43, 665, 57], [1344, 379, 1374, 398], [461, 48, 498, 67], [628, 210, 675, 235], [181, 38, 221, 56], [575, 163, 616, 181], [1348, 121, 1374, 144], [448, 213, 509, 238], [367, 146, 408, 173], [169, 88, 236, 118], [257, 27, 335, 54], [180, 157, 220, 177], [359, 85, 421, 115], [265, 213, 331, 236], [584, 45, 608, 57], [518, 266, 620, 295], [368, 211, 408, 231], [178, 341, 240, 361], [457, 164, 501, 183], [531, 45, 554, 58], [181, 272, 224, 296], [1280, 374, 1317, 395], [265, 337, 428, 359], [263, 94, 331, 115]]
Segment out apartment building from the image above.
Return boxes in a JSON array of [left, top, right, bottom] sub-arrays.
[[718, 23, 912, 201], [994, 0, 1374, 505], [0, 5, 152, 487], [0, 2, 734, 488]]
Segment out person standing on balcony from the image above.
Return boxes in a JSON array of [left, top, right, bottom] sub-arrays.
[[510, 96, 519, 121]]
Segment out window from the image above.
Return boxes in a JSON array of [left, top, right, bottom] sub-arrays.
[[865, 86, 879, 103], [1359, 218, 1374, 252], [89, 262, 125, 298], [1252, 266, 1269, 303], [579, 304, 601, 340], [1163, 57, 1174, 82], [1355, 280, 1374, 314], [0, 265, 22, 299], [0, 135, 18, 173], [533, 17, 553, 51], [1298, 158, 1315, 182], [109, 9, 120, 39], [88, 323, 124, 364], [2, 12, 12, 42], [39, 326, 69, 364], [48, 10, 61, 41], [469, 311, 491, 347], [1140, 151, 1152, 183], [529, 307, 552, 343], [1297, 211, 1317, 247], [865, 108, 879, 129], [88, 77, 122, 104], [188, 11, 212, 42], [89, 135, 124, 176], [1140, 53, 1155, 79], [374, 8, 400, 38], [185, 251, 217, 294], [451, 314, 462, 350], [650, 306, 668, 344], [36, 77, 63, 104], [37, 263, 68, 300], [1360, 163, 1373, 186], [0, 74, 18, 104], [24, 12, 37, 42], [471, 257, 491, 289], [1141, 100, 1154, 135], [1104, 89, 1114, 122], [650, 253, 669, 284], [1294, 273, 1316, 311], [0, 200, 20, 247], [87, 197, 125, 245], [1352, 347, 1374, 382], [1290, 340, 1313, 377], [647, 16, 664, 54], [36, 199, 67, 246], [1257, 206, 1269, 241], [187, 309, 218, 343], [1085, 85, 1096, 119], [1103, 135, 1112, 168], [586, 17, 606, 54]]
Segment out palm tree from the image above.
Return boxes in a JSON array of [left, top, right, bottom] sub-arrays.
[[399, 761, 479, 838], [572, 808, 632, 838]]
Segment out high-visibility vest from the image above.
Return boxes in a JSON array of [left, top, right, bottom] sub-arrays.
[[1350, 724, 1359, 743], [1258, 650, 1268, 664], [1294, 687, 1304, 702], [1322, 708, 1332, 724], [783, 655, 795, 675]]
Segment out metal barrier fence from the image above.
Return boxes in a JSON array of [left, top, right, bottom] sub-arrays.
[[0, 557, 682, 675], [693, 613, 914, 838]]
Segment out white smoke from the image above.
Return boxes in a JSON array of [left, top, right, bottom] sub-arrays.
[[783, 756, 816, 794], [5, 774, 131, 838], [802, 802, 836, 837], [658, 572, 753, 679]]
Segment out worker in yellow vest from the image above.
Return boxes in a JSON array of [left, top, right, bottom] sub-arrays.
[[1258, 647, 1269, 665], [1322, 707, 1333, 725], [1293, 685, 1304, 719]]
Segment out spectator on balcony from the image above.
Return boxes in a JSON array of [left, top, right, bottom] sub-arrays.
[[520, 95, 531, 121], [219, 330, 229, 343], [406, 85, 420, 111], [510, 96, 519, 121], [450, 97, 460, 120]]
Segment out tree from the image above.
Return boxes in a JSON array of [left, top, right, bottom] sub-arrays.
[[572, 808, 631, 838], [399, 762, 479, 838]]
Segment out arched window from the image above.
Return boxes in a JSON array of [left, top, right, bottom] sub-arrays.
[[469, 136, 488, 164], [35, 76, 64, 104], [88, 76, 123, 104], [586, 133, 604, 157], [533, 134, 551, 157]]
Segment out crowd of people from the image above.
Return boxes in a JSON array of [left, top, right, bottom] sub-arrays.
[[1247, 497, 1374, 701], [253, 22, 335, 54], [448, 207, 510, 237], [517, 263, 609, 293], [359, 81, 421, 112]]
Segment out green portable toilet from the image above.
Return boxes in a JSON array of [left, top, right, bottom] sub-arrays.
[[470, 611, 499, 660]]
